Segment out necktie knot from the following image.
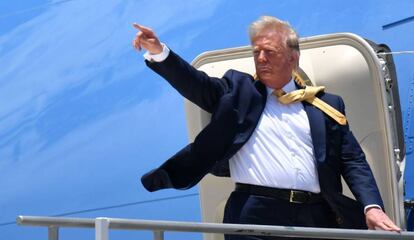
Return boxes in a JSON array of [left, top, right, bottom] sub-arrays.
[[273, 89, 286, 98], [272, 86, 347, 125], [272, 86, 325, 104]]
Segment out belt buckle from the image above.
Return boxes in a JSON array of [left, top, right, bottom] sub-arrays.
[[289, 190, 303, 203]]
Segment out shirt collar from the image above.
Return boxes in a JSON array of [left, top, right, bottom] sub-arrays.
[[266, 79, 297, 96]]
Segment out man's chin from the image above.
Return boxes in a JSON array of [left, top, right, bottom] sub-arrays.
[[257, 72, 271, 80], [258, 77, 273, 87]]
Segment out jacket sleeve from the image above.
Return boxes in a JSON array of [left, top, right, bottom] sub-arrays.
[[146, 50, 230, 113], [338, 97, 384, 209]]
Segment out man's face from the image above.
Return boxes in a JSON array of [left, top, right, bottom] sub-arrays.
[[252, 29, 298, 89]]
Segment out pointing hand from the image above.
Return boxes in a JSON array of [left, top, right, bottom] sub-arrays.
[[132, 23, 163, 54]]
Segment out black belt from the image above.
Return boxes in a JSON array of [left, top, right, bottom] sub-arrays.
[[235, 183, 323, 204]]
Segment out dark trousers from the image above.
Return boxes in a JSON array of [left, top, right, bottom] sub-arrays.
[[223, 191, 338, 240]]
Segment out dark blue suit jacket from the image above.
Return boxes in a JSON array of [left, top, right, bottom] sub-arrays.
[[141, 50, 384, 228]]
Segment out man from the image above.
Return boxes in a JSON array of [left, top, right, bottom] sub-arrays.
[[132, 16, 400, 239]]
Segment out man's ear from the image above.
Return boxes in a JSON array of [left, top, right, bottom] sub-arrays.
[[290, 51, 300, 67]]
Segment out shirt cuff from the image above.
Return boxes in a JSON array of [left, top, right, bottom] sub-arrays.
[[143, 43, 170, 62], [364, 204, 382, 214]]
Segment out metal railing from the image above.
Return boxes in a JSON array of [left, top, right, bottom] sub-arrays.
[[17, 215, 414, 240]]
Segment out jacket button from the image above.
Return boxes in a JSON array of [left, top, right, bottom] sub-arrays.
[[336, 216, 344, 225]]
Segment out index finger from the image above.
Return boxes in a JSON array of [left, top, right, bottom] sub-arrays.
[[133, 23, 154, 36], [384, 221, 401, 232]]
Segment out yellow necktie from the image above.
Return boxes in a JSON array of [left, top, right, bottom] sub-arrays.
[[273, 87, 347, 125]]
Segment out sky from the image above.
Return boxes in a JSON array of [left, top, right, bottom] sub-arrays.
[[0, 0, 413, 239]]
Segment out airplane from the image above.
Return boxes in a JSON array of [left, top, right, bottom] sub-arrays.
[[0, 1, 413, 239]]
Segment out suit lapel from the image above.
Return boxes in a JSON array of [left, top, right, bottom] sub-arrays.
[[254, 80, 268, 105], [231, 76, 267, 146], [303, 102, 326, 163]]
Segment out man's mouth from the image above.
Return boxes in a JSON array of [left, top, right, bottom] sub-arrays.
[[258, 67, 271, 73]]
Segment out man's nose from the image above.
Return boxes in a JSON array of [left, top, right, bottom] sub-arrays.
[[256, 50, 267, 62]]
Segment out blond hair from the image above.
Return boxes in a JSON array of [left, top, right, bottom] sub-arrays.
[[249, 16, 299, 52]]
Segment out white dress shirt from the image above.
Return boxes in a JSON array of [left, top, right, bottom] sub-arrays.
[[229, 80, 321, 193]]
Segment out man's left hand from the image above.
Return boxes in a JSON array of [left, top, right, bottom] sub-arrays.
[[365, 207, 401, 232]]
